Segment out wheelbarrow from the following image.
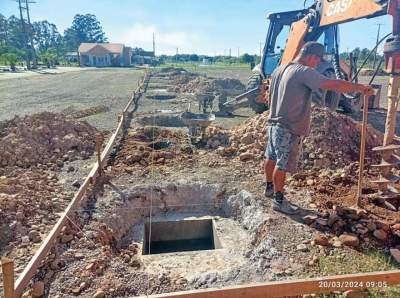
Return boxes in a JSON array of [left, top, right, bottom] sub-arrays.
[[180, 111, 215, 142]]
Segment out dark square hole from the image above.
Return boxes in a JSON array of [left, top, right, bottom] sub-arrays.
[[143, 219, 220, 255]]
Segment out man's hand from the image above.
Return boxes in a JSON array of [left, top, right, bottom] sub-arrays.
[[360, 85, 375, 97], [322, 80, 375, 96]]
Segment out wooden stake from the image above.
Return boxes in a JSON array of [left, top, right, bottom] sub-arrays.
[[1, 257, 15, 298], [357, 94, 369, 206], [383, 75, 400, 147], [95, 134, 104, 176], [381, 75, 400, 182]]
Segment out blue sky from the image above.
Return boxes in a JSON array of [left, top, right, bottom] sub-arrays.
[[0, 0, 393, 55]]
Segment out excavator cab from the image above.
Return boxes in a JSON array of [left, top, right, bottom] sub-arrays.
[[221, 1, 379, 115], [260, 9, 310, 77], [222, 8, 349, 114]]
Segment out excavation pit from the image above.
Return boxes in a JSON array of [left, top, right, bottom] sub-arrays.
[[47, 184, 275, 296], [136, 112, 185, 127], [147, 84, 173, 90], [147, 92, 177, 100], [142, 219, 221, 255]]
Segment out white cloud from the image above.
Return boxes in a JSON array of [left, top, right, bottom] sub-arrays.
[[113, 23, 198, 55]]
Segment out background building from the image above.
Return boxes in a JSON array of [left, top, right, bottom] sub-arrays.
[[78, 43, 132, 67]]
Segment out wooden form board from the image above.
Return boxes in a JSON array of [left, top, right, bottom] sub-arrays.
[[12, 71, 149, 297], [144, 270, 400, 298]]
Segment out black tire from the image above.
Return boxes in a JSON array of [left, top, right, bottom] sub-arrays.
[[312, 68, 340, 111], [339, 94, 362, 114], [317, 63, 362, 114], [246, 73, 267, 114]]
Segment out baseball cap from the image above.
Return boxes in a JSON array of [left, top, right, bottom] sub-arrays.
[[300, 42, 325, 58]]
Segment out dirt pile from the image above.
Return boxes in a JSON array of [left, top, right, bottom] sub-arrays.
[[300, 193, 400, 249], [158, 67, 187, 76], [62, 105, 110, 119], [300, 107, 382, 170], [0, 112, 98, 170], [0, 169, 66, 254], [168, 73, 245, 95], [206, 107, 383, 171], [113, 126, 195, 173]]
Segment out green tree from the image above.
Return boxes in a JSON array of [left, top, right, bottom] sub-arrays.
[[0, 14, 8, 45], [33, 20, 62, 52], [5, 15, 25, 50], [38, 47, 57, 67], [1, 52, 18, 70], [63, 14, 107, 51], [189, 54, 199, 62], [240, 53, 255, 64]]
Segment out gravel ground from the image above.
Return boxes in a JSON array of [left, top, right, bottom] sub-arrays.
[[0, 67, 145, 131]]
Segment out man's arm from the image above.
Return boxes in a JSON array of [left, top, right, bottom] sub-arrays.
[[321, 80, 374, 96]]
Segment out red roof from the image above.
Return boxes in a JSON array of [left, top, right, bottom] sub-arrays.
[[78, 43, 125, 54]]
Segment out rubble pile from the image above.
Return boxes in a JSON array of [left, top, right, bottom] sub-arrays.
[[0, 169, 65, 253], [113, 126, 194, 172], [204, 126, 231, 150], [65, 105, 110, 119], [209, 107, 383, 169], [302, 203, 400, 249], [300, 107, 382, 171], [157, 67, 187, 76], [168, 73, 245, 95], [0, 112, 98, 170]]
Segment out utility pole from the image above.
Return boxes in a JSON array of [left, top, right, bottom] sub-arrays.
[[15, 0, 36, 69], [17, 0, 30, 69], [259, 42, 262, 58], [25, 0, 37, 68], [373, 23, 383, 69], [229, 48, 231, 57], [237, 47, 240, 58], [152, 32, 155, 56]]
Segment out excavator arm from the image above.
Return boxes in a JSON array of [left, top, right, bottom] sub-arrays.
[[281, 0, 388, 64], [221, 0, 399, 114], [257, 0, 395, 110]]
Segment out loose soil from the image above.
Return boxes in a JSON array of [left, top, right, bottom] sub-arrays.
[[2, 67, 400, 298]]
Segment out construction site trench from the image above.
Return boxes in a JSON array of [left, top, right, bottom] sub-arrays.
[[1, 67, 400, 297]]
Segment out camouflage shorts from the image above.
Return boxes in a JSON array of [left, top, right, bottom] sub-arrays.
[[265, 124, 302, 173]]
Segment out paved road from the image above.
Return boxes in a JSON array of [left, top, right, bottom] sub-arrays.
[[0, 67, 144, 131]]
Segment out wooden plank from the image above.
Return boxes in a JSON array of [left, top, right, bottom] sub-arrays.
[[357, 94, 369, 205], [123, 91, 136, 114], [123, 72, 149, 115], [144, 270, 400, 298], [383, 76, 400, 147], [1, 258, 15, 298], [13, 72, 150, 297], [100, 114, 125, 166], [14, 163, 97, 297]]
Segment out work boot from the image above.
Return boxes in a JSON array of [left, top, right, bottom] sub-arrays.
[[264, 182, 274, 198], [272, 192, 299, 215]]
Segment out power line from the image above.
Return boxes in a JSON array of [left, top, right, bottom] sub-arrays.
[[373, 23, 383, 69]]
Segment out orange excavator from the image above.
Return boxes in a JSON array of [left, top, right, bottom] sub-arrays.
[[220, 0, 400, 198], [220, 0, 400, 116]]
